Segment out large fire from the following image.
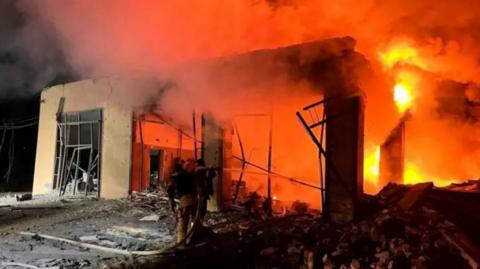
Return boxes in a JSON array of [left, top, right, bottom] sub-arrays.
[[25, 0, 480, 200], [379, 41, 426, 70], [363, 39, 475, 193], [393, 82, 412, 113], [364, 146, 380, 191]]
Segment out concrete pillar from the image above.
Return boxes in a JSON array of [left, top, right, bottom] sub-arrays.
[[201, 113, 232, 212], [324, 96, 364, 223], [379, 121, 405, 185]]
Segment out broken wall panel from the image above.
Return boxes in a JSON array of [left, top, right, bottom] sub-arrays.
[[324, 96, 364, 223], [33, 78, 160, 198]]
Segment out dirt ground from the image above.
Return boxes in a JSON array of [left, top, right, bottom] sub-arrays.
[[0, 193, 179, 268], [0, 191, 257, 269]]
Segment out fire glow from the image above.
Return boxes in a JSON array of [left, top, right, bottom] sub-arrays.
[[25, 0, 480, 202], [393, 82, 413, 113], [379, 41, 426, 69], [364, 146, 380, 184]]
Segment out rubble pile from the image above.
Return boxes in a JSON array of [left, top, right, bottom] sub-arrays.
[[445, 179, 480, 192], [0, 192, 179, 268], [137, 182, 474, 268], [2, 184, 478, 269], [228, 207, 470, 269]]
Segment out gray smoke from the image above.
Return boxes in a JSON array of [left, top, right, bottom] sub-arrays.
[[0, 0, 77, 100]]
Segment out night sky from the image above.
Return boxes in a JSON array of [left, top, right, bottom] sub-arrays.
[[0, 0, 77, 191]]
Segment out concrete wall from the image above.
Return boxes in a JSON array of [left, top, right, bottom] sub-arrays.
[[33, 77, 160, 198], [324, 96, 364, 223]]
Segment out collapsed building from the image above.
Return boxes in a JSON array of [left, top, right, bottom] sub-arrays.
[[1, 36, 477, 268], [32, 37, 367, 219]]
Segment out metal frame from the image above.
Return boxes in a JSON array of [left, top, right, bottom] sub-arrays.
[[296, 103, 326, 210], [54, 109, 102, 198], [296, 98, 352, 211], [230, 113, 273, 214]]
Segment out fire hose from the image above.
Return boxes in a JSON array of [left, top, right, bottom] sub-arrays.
[[18, 195, 208, 258]]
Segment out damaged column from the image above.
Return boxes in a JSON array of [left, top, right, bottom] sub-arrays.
[[324, 96, 364, 223], [201, 113, 232, 212]]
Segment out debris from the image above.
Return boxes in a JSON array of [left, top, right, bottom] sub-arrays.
[[291, 200, 310, 214], [10, 206, 63, 210], [15, 193, 32, 202], [441, 230, 480, 269], [397, 182, 433, 211], [350, 259, 360, 269], [0, 262, 39, 269], [2, 183, 476, 269], [78, 235, 99, 242], [18, 231, 174, 256], [19, 231, 132, 256], [99, 239, 119, 248], [140, 214, 160, 222]]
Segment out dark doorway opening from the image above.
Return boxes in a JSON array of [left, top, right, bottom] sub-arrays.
[[149, 149, 165, 190]]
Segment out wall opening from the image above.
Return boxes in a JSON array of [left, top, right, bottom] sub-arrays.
[[54, 109, 102, 197], [130, 113, 195, 193]]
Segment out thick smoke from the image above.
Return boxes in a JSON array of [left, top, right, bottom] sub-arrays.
[[18, 0, 480, 195], [18, 0, 480, 78], [0, 0, 76, 100]]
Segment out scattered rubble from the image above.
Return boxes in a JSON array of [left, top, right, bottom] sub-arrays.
[[15, 193, 32, 202], [0, 191, 178, 268], [445, 179, 480, 192], [139, 214, 160, 222], [1, 184, 479, 269]]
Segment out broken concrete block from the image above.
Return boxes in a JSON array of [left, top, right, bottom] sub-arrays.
[[140, 214, 160, 222], [350, 259, 360, 269], [291, 200, 310, 214], [397, 182, 433, 211], [79, 235, 98, 242], [99, 240, 119, 248], [375, 251, 390, 264], [16, 193, 32, 201]]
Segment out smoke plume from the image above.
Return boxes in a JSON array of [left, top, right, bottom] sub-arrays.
[[0, 0, 76, 100], [15, 0, 480, 198]]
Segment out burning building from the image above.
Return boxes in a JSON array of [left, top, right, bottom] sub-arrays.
[[32, 37, 368, 217], [3, 1, 480, 267]]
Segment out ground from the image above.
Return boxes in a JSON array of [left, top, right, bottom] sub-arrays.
[[0, 192, 259, 269], [0, 193, 178, 268], [0, 186, 476, 269]]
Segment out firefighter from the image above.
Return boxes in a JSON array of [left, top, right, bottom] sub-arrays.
[[174, 158, 198, 243], [167, 158, 183, 213]]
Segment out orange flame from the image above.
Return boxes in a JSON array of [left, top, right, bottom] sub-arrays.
[[379, 41, 426, 69], [404, 162, 457, 187], [393, 82, 413, 113], [364, 145, 380, 185]]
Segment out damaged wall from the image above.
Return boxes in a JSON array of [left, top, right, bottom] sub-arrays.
[[131, 116, 195, 192], [324, 96, 364, 223], [33, 77, 161, 198], [33, 37, 368, 207]]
